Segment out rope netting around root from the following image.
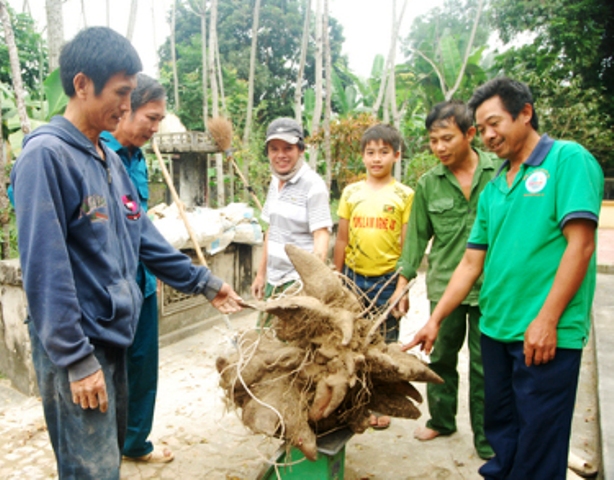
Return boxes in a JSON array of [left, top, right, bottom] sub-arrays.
[[215, 244, 443, 461]]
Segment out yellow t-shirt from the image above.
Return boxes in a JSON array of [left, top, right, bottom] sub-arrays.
[[338, 179, 414, 276]]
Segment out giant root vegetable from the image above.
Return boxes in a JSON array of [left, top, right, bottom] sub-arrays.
[[216, 244, 442, 460]]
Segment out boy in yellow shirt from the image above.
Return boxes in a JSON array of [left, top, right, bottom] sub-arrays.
[[334, 126, 414, 367], [334, 123, 414, 427]]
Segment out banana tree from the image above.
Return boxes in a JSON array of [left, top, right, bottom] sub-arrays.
[[405, 0, 487, 103], [5, 68, 67, 156]]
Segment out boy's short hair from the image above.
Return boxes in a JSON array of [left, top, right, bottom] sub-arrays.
[[426, 100, 473, 135], [131, 73, 166, 114], [60, 27, 142, 97], [360, 123, 402, 153], [468, 77, 539, 131]]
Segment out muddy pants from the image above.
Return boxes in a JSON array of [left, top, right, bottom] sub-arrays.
[[29, 321, 127, 480]]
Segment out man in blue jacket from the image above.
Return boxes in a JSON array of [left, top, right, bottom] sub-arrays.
[[100, 74, 172, 463], [11, 27, 242, 479]]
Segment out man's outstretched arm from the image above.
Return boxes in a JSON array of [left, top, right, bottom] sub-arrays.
[[402, 247, 485, 354]]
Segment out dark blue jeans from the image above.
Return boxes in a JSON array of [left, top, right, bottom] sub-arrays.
[[479, 334, 581, 480], [343, 267, 399, 343], [29, 321, 128, 480], [123, 293, 158, 458]]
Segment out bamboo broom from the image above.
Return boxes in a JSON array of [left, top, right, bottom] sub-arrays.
[[207, 117, 263, 211]]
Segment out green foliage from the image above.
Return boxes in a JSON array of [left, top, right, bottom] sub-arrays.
[[0, 210, 19, 259], [518, 71, 614, 175], [490, 0, 614, 174], [229, 119, 272, 208], [403, 149, 439, 190], [0, 5, 48, 97], [158, 0, 347, 133], [402, 0, 490, 106], [1, 82, 16, 142], [43, 69, 68, 119], [490, 0, 612, 88], [3, 68, 67, 157], [308, 113, 379, 196], [399, 102, 437, 190]]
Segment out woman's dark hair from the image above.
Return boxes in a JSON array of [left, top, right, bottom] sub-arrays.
[[131, 74, 166, 113]]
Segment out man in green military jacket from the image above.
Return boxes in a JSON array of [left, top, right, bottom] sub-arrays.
[[392, 100, 498, 460]]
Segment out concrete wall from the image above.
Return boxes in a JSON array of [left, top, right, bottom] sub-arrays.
[[0, 259, 36, 395], [601, 201, 614, 229], [0, 244, 261, 396]]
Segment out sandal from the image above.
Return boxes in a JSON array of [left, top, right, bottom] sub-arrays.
[[369, 412, 391, 430], [128, 445, 174, 464]]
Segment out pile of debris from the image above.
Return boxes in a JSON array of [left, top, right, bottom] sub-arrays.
[[151, 202, 263, 254]]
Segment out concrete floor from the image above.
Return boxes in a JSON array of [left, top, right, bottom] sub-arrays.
[[0, 269, 602, 479]]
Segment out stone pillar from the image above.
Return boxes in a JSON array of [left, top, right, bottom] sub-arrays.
[[178, 152, 208, 207]]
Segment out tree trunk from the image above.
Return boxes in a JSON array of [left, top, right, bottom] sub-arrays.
[[151, 0, 159, 76], [0, 1, 31, 135], [294, 0, 311, 124], [243, 0, 261, 146], [126, 0, 138, 41], [80, 0, 87, 27], [199, 1, 208, 127], [445, 0, 484, 100], [0, 1, 18, 258], [323, 0, 332, 189], [383, 0, 397, 123], [0, 62, 8, 258], [215, 34, 227, 116], [308, 0, 322, 169], [214, 9, 230, 201], [240, 0, 261, 203], [208, 0, 219, 118], [383, 68, 390, 122], [409, 0, 483, 101], [372, 0, 407, 116], [208, 0, 224, 207], [45, 0, 64, 71], [170, 0, 180, 110]]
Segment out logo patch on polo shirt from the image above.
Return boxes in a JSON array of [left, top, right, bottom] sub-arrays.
[[525, 170, 549, 194]]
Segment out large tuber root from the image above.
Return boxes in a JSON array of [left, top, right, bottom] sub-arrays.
[[216, 245, 442, 461]]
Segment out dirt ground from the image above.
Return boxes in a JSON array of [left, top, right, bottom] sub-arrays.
[[0, 271, 600, 479]]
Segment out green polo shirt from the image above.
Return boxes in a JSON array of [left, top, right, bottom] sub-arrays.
[[397, 149, 499, 304], [468, 135, 603, 348]]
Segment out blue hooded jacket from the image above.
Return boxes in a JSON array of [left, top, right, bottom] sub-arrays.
[[11, 116, 223, 381]]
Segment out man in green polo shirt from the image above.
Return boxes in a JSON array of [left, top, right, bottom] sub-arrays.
[[393, 100, 497, 460], [404, 77, 603, 479]]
